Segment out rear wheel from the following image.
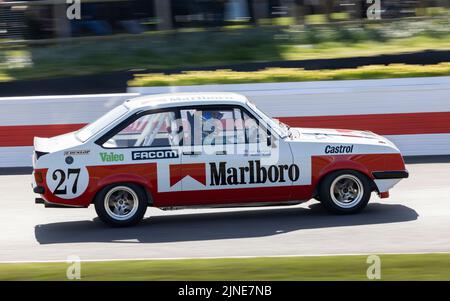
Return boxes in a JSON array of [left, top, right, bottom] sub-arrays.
[[318, 170, 371, 214], [94, 183, 148, 227]]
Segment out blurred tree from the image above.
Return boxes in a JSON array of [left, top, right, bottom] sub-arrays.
[[154, 0, 173, 30], [294, 0, 306, 24], [347, 0, 364, 20], [53, 2, 70, 38], [281, 0, 305, 24], [251, 0, 269, 24], [323, 0, 335, 22], [417, 0, 426, 16]]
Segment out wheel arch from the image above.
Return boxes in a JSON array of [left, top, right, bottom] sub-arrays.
[[92, 175, 154, 206], [313, 167, 377, 198]]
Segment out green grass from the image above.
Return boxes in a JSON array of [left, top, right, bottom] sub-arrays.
[[0, 253, 449, 281], [304, 13, 350, 24], [129, 63, 450, 87], [1, 18, 450, 82]]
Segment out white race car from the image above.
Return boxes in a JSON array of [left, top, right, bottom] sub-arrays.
[[32, 92, 408, 226]]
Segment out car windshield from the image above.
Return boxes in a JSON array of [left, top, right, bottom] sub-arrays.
[[76, 104, 129, 142], [246, 101, 289, 138]]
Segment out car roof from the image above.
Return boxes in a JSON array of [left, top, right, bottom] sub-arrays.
[[124, 92, 249, 110]]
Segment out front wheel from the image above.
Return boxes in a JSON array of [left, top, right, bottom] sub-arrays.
[[318, 170, 371, 214], [94, 183, 148, 227]]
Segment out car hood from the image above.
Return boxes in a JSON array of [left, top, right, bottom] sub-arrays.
[[34, 131, 83, 153], [288, 127, 397, 148]]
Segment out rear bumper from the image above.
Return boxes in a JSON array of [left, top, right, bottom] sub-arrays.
[[33, 186, 45, 194], [372, 170, 409, 179], [33, 174, 84, 208], [35, 197, 85, 208]]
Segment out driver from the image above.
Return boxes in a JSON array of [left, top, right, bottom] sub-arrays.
[[202, 111, 224, 131], [202, 111, 224, 145]]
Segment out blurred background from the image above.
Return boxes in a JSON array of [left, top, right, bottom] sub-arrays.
[[2, 0, 449, 39], [0, 0, 449, 95]]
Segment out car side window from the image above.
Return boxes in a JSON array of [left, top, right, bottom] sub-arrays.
[[180, 106, 268, 147], [241, 110, 271, 146], [102, 111, 179, 148], [181, 108, 245, 147]]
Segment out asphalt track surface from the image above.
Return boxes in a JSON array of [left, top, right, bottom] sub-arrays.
[[1, 160, 449, 262]]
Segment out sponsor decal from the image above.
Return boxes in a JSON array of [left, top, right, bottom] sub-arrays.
[[65, 156, 74, 165], [100, 152, 124, 162], [325, 145, 354, 154], [132, 149, 179, 160], [64, 150, 90, 156], [210, 160, 299, 186], [46, 166, 89, 199], [169, 160, 300, 188], [170, 163, 206, 187]]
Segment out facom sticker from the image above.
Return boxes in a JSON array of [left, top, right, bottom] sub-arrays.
[[132, 149, 179, 160]]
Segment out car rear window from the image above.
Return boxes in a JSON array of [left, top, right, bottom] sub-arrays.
[[76, 104, 129, 142]]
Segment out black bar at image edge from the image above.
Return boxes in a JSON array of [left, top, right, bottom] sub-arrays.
[[0, 281, 448, 299]]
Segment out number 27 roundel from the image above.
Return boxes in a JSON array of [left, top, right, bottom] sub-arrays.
[[46, 166, 89, 199]]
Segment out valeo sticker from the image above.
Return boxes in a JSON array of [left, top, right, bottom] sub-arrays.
[[100, 152, 124, 162]]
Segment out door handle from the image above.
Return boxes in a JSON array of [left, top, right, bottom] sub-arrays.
[[183, 151, 201, 156], [248, 152, 271, 156], [216, 150, 227, 155]]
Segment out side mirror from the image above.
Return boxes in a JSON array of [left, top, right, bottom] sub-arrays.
[[267, 129, 272, 146]]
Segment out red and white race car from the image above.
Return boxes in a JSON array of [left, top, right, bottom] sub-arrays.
[[32, 92, 408, 226]]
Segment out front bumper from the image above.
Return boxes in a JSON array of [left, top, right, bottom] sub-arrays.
[[372, 170, 409, 198], [372, 170, 409, 179]]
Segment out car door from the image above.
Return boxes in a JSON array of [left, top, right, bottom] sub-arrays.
[[97, 109, 182, 204], [176, 105, 294, 206]]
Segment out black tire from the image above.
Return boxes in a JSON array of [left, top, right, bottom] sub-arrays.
[[94, 183, 148, 227], [318, 170, 371, 214]]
